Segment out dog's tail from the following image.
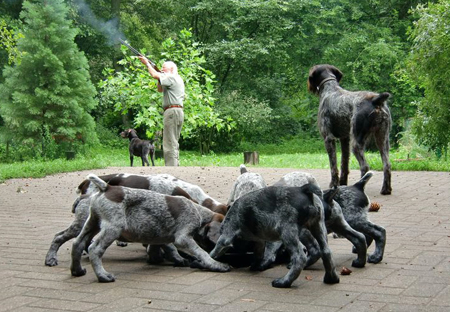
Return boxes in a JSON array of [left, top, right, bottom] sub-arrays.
[[300, 183, 323, 199], [354, 171, 373, 191], [87, 174, 108, 192], [373, 92, 390, 107], [240, 164, 248, 174]]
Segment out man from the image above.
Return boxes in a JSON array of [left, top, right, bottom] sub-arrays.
[[139, 57, 185, 166]]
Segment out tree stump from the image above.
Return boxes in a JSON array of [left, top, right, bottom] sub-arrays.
[[244, 151, 259, 165]]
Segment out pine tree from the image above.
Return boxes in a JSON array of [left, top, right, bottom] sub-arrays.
[[0, 0, 98, 157]]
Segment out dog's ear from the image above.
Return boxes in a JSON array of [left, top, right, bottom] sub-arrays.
[[307, 65, 321, 94], [328, 65, 343, 83]]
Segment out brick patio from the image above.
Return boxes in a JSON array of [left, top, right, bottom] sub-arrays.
[[1, 167, 449, 311]]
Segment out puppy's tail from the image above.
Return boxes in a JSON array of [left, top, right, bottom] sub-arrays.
[[240, 164, 248, 174], [373, 92, 390, 107], [87, 174, 108, 192], [301, 183, 323, 199], [354, 171, 373, 191]]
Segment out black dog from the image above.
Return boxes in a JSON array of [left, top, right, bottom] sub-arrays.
[[210, 184, 340, 288], [120, 129, 155, 166], [308, 64, 392, 195]]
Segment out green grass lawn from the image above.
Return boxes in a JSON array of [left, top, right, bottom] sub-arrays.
[[0, 146, 448, 182]]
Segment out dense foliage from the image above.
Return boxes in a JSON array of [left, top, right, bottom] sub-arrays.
[[0, 0, 448, 161], [0, 0, 98, 160], [408, 0, 450, 158]]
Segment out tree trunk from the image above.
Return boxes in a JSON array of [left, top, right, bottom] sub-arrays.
[[244, 151, 259, 165]]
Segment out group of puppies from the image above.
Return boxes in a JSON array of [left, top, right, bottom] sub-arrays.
[[45, 165, 385, 288]]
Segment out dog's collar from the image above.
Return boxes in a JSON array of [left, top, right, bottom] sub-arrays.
[[318, 76, 337, 92]]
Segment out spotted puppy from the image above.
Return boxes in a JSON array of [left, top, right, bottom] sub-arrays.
[[227, 164, 267, 206], [45, 173, 218, 267], [71, 174, 230, 283], [258, 171, 367, 270], [210, 183, 340, 288], [334, 171, 386, 263]]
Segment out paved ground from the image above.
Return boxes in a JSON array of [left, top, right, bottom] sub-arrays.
[[0, 166, 449, 312]]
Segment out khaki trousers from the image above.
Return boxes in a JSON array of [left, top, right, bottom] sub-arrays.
[[163, 108, 184, 166]]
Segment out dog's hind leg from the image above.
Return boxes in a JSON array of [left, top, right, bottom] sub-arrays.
[[70, 215, 100, 278], [88, 223, 123, 282], [329, 217, 367, 268], [309, 222, 340, 284], [339, 137, 351, 185], [352, 141, 370, 178], [150, 150, 155, 166], [353, 222, 386, 263], [376, 135, 392, 195], [324, 137, 339, 188], [271, 226, 306, 288]]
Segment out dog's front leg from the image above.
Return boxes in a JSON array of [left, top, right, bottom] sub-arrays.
[[256, 241, 283, 271], [324, 137, 339, 188], [45, 219, 85, 266], [249, 241, 266, 271], [129, 154, 134, 167], [161, 244, 189, 267], [175, 236, 230, 272], [339, 137, 350, 185]]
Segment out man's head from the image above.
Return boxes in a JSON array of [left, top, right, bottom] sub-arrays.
[[162, 61, 178, 74]]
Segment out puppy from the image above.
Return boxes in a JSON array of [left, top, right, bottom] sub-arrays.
[[45, 173, 220, 266], [227, 164, 267, 206], [210, 184, 340, 288], [70, 174, 230, 283], [259, 172, 367, 270], [333, 171, 386, 263], [120, 129, 155, 166]]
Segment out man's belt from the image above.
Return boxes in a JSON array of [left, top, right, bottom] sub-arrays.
[[164, 105, 183, 111]]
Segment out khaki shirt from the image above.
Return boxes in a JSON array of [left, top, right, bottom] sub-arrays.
[[159, 73, 185, 109]]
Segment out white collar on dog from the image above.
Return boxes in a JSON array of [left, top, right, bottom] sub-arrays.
[[318, 76, 337, 91]]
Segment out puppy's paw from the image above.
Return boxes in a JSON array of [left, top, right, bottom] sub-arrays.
[[272, 278, 292, 288], [351, 259, 365, 268], [214, 263, 231, 272], [323, 271, 340, 284], [98, 273, 115, 283], [173, 258, 189, 267], [45, 257, 58, 267], [71, 267, 87, 277], [368, 254, 383, 264], [115, 240, 128, 247]]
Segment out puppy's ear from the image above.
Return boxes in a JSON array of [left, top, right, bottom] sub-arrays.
[[329, 65, 343, 83]]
